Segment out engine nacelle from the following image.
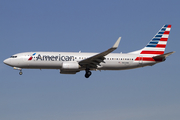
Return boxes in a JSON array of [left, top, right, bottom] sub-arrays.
[[61, 62, 80, 70]]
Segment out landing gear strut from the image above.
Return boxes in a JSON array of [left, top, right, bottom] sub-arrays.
[[13, 67, 23, 75], [85, 68, 92, 78]]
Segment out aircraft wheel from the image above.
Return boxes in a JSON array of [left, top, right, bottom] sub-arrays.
[[19, 71, 23, 75], [87, 71, 92, 76], [85, 70, 92, 78], [85, 74, 89, 78]]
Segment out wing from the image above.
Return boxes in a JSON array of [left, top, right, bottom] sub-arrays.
[[79, 37, 121, 69]]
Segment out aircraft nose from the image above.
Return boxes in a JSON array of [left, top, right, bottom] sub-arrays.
[[3, 58, 11, 66]]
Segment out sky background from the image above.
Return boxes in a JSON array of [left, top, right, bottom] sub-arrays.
[[0, 0, 180, 120]]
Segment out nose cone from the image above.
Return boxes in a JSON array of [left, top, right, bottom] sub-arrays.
[[3, 58, 11, 66]]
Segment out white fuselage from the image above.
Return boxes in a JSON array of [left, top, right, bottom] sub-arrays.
[[4, 52, 156, 71]]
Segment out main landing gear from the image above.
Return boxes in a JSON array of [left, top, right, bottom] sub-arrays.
[[85, 68, 92, 78]]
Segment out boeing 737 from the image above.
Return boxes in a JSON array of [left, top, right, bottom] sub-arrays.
[[3, 25, 174, 78]]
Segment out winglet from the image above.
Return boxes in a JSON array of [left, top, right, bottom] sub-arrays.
[[113, 37, 121, 48]]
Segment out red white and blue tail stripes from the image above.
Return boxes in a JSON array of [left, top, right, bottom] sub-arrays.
[[135, 24, 171, 62], [141, 24, 171, 55]]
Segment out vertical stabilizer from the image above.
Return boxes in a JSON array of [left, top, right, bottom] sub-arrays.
[[140, 24, 171, 55]]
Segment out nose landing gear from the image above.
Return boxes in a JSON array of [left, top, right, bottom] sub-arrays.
[[19, 70, 23, 75], [13, 67, 23, 75], [85, 68, 92, 78]]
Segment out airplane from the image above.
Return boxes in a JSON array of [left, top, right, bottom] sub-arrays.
[[3, 24, 175, 78]]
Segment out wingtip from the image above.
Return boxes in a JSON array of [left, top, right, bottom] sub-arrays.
[[113, 37, 121, 48], [168, 51, 175, 55]]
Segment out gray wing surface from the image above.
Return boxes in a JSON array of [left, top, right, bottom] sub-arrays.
[[79, 37, 121, 69], [153, 51, 175, 61]]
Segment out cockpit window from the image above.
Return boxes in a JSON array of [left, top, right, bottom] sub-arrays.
[[10, 56, 17, 58]]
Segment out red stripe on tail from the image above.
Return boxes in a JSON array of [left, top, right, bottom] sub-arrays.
[[156, 44, 166, 48], [140, 51, 164, 54], [163, 31, 170, 34], [160, 38, 168, 41], [167, 25, 171, 28]]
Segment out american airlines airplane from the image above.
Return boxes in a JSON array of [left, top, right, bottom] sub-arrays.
[[3, 25, 174, 78]]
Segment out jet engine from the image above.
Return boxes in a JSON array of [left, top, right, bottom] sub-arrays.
[[61, 62, 80, 70], [60, 62, 80, 74]]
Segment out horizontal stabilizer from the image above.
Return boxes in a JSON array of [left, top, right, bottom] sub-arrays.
[[153, 51, 175, 61]]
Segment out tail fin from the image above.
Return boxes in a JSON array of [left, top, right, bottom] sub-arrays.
[[140, 24, 171, 55]]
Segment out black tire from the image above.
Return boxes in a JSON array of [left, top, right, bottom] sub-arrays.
[[85, 74, 89, 78], [19, 71, 23, 75], [85, 71, 92, 78], [87, 71, 92, 76]]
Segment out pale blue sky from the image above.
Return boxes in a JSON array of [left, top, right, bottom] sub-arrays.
[[0, 0, 180, 120]]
